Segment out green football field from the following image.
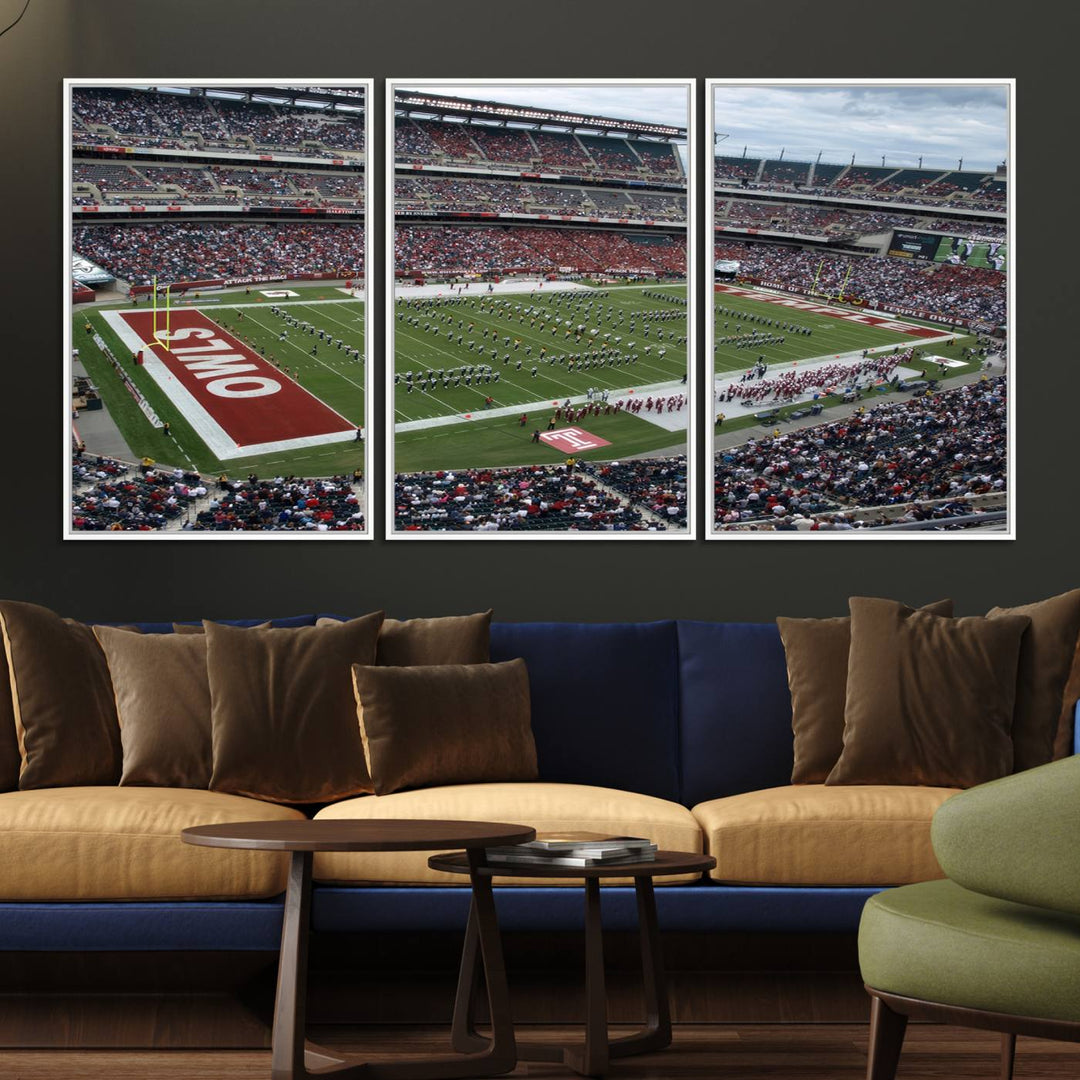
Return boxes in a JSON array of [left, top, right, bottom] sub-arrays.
[[712, 286, 983, 435], [394, 284, 689, 471], [714, 288, 960, 375], [74, 286, 365, 478]]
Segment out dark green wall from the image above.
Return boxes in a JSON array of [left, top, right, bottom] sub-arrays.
[[0, 0, 1071, 622]]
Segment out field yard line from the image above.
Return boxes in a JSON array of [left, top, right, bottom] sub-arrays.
[[198, 297, 362, 311], [237, 311, 365, 392], [400, 289, 684, 367], [295, 303, 366, 337], [715, 333, 954, 377], [394, 325, 577, 403], [464, 314, 678, 384], [395, 378, 690, 433], [471, 302, 683, 382], [397, 313, 675, 393]]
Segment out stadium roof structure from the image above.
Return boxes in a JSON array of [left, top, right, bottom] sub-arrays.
[[134, 85, 365, 112], [395, 90, 685, 142]]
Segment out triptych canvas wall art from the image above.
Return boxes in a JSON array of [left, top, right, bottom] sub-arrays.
[[64, 78, 1011, 540]]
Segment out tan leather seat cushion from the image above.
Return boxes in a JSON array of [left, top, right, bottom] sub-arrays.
[[313, 782, 702, 886], [693, 785, 959, 886], [0, 787, 305, 900]]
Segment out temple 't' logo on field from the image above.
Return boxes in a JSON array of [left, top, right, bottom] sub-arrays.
[[539, 427, 611, 452]]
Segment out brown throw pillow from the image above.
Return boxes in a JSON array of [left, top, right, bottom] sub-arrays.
[[317, 611, 492, 666], [778, 599, 954, 784], [0, 646, 19, 792], [173, 621, 271, 634], [987, 589, 1080, 772], [207, 613, 384, 803], [352, 659, 536, 796], [0, 600, 121, 788], [827, 598, 1030, 788], [92, 626, 212, 788], [1058, 641, 1080, 760]]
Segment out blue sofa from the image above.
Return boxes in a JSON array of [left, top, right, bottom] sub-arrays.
[[2, 616, 1073, 955]]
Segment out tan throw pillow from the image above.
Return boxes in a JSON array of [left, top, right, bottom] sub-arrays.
[[987, 590, 1080, 772], [92, 626, 212, 788], [317, 611, 492, 666], [0, 646, 18, 792], [352, 659, 536, 796], [0, 600, 121, 788], [827, 598, 1030, 789], [207, 614, 384, 804], [173, 621, 271, 634], [778, 599, 954, 784], [1057, 640, 1080, 760]]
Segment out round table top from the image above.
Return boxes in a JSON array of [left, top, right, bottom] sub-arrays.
[[181, 819, 536, 853], [428, 849, 715, 879]]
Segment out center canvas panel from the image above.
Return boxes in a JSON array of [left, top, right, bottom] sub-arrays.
[[66, 81, 371, 538], [387, 80, 695, 539]]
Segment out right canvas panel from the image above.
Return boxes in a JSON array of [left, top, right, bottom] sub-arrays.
[[707, 81, 1013, 539]]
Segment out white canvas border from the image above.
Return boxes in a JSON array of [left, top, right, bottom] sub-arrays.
[[384, 77, 697, 541], [62, 77, 374, 541], [703, 77, 1016, 542]]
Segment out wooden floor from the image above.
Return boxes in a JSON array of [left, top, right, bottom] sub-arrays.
[[3, 1024, 1080, 1079]]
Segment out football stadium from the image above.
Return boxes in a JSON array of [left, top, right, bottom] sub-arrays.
[[67, 83, 368, 534], [710, 85, 1010, 535], [391, 86, 691, 534]]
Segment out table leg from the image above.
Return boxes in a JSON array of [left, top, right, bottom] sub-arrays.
[[272, 849, 515, 1080], [563, 877, 609, 1077], [272, 850, 317, 1080], [609, 875, 671, 1057], [449, 898, 487, 1054], [518, 875, 672, 1076]]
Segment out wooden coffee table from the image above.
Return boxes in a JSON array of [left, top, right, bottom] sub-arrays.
[[429, 849, 716, 1078], [183, 819, 535, 1080]]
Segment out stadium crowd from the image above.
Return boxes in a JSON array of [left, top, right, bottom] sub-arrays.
[[72, 221, 365, 285], [71, 450, 365, 532], [581, 456, 687, 527], [713, 240, 1005, 324], [191, 475, 364, 531], [71, 456, 200, 531], [73, 87, 364, 153], [713, 377, 1007, 530], [394, 116, 682, 181], [73, 160, 365, 207], [396, 225, 685, 276], [394, 465, 663, 531], [713, 157, 1006, 212], [393, 176, 685, 220]]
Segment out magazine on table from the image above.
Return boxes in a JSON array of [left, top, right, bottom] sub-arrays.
[[484, 832, 657, 866]]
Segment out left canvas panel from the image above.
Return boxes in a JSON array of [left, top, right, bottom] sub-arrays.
[[64, 81, 372, 538]]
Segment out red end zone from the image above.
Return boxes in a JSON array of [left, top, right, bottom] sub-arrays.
[[112, 309, 356, 458]]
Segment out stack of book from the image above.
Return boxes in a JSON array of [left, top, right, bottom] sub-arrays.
[[484, 832, 657, 868]]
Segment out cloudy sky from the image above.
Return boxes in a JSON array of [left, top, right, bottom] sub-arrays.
[[400, 84, 689, 133], [713, 84, 1009, 171]]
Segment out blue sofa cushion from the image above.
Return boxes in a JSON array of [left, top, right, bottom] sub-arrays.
[[0, 901, 285, 950], [313, 883, 879, 934], [490, 620, 680, 801], [678, 621, 794, 806]]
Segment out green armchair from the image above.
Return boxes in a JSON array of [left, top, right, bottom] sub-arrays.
[[859, 755, 1080, 1080]]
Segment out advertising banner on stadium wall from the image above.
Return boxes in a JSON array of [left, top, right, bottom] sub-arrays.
[[72, 254, 113, 286]]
